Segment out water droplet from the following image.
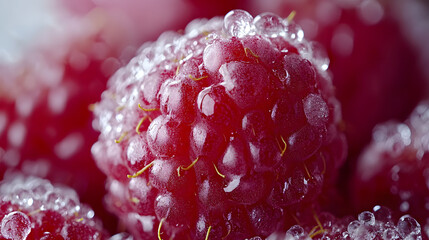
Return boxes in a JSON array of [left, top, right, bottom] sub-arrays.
[[383, 229, 400, 240], [284, 22, 304, 42], [397, 215, 421, 238], [286, 225, 306, 238], [1, 211, 32, 240], [253, 13, 285, 37], [373, 205, 392, 222], [347, 220, 362, 235], [310, 42, 330, 71], [358, 211, 375, 226], [224, 10, 254, 37]]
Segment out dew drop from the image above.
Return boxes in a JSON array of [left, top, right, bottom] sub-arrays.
[[373, 205, 392, 222], [347, 220, 362, 236], [383, 229, 400, 240], [224, 10, 254, 37], [397, 215, 421, 238], [358, 211, 375, 226], [310, 42, 330, 71], [253, 12, 285, 37], [286, 225, 306, 238], [284, 22, 304, 42], [1, 211, 32, 240]]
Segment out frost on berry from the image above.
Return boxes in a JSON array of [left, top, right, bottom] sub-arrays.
[[277, 206, 423, 240], [93, 9, 346, 239], [0, 174, 108, 239], [353, 101, 429, 238]]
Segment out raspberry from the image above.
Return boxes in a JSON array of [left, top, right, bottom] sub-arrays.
[[0, 174, 108, 239], [275, 206, 423, 240], [245, 0, 428, 156], [93, 10, 347, 239], [353, 101, 429, 238], [0, 6, 124, 231]]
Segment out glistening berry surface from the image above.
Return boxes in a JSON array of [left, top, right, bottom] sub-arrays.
[[93, 10, 347, 239], [0, 174, 108, 240]]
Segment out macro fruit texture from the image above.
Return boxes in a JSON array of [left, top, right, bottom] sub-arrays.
[[0, 174, 108, 240], [0, 5, 126, 231], [92, 9, 347, 239], [245, 0, 428, 156], [273, 206, 423, 240], [353, 102, 429, 238]]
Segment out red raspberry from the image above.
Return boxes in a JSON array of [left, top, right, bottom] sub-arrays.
[[245, 0, 428, 155], [93, 10, 347, 239], [0, 7, 125, 231], [0, 174, 108, 239], [353, 101, 429, 238], [273, 206, 423, 240]]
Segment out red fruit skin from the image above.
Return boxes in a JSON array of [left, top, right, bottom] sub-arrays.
[[0, 8, 127, 232], [0, 174, 108, 240], [353, 102, 429, 238], [92, 10, 347, 239], [245, 0, 428, 156]]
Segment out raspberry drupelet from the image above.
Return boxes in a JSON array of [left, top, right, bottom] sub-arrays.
[[0, 174, 108, 240], [92, 10, 347, 239]]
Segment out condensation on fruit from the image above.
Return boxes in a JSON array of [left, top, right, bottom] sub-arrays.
[[92, 9, 346, 239]]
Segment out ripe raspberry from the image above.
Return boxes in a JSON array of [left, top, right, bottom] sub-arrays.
[[92, 10, 347, 239], [0, 6, 125, 231], [353, 101, 429, 238], [245, 0, 428, 155], [0, 174, 108, 239], [274, 206, 423, 240]]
